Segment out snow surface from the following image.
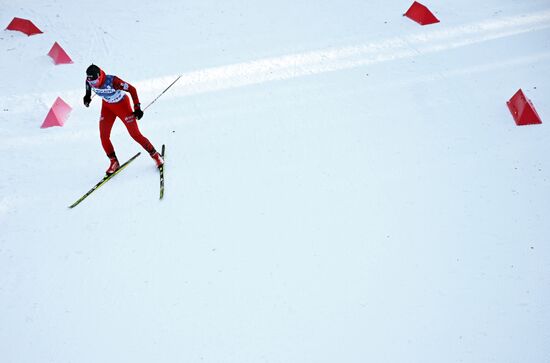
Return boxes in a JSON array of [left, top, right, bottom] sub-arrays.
[[1, 0, 550, 362]]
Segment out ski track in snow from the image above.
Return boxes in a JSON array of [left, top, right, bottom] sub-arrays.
[[1, 9, 549, 118], [0, 9, 549, 152]]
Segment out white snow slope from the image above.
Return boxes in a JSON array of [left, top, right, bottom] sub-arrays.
[[1, 0, 550, 362]]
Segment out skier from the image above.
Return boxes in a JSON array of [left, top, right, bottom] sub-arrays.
[[83, 64, 164, 175]]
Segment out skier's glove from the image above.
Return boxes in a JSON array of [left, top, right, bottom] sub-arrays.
[[83, 95, 91, 107], [133, 103, 144, 120]]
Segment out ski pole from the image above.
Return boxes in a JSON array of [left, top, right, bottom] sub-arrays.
[[143, 74, 182, 111]]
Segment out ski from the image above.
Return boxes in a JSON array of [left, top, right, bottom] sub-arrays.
[[69, 152, 141, 208], [159, 144, 165, 200]]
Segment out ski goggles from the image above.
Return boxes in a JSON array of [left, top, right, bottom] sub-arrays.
[[87, 74, 99, 86]]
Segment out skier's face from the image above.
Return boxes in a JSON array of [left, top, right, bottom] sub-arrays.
[[87, 73, 99, 86]]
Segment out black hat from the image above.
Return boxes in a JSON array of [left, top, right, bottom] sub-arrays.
[[86, 64, 101, 80]]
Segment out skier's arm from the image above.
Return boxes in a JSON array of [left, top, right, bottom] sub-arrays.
[[83, 81, 91, 107], [113, 76, 143, 119], [113, 76, 140, 107]]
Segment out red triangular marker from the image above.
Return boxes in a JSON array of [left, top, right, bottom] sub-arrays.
[[5, 17, 43, 36], [404, 1, 440, 25], [41, 97, 72, 128], [507, 89, 542, 126], [47, 42, 73, 65]]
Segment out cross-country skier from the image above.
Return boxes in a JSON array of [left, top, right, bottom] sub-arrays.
[[83, 64, 164, 175]]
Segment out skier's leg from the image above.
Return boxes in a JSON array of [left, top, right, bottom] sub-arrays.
[[113, 96, 164, 168], [115, 96, 156, 154], [125, 120, 155, 154], [99, 102, 117, 158], [125, 118, 165, 167], [99, 102, 120, 174]]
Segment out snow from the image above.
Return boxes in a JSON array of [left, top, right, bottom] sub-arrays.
[[1, 0, 550, 362]]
